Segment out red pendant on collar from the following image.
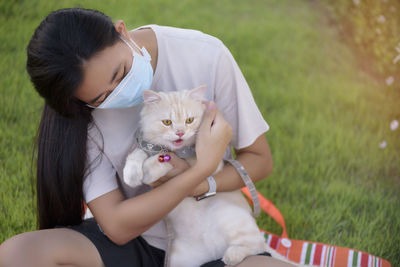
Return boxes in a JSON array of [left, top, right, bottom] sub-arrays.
[[158, 154, 171, 163]]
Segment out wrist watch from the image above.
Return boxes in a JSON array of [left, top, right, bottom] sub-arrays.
[[195, 176, 217, 201]]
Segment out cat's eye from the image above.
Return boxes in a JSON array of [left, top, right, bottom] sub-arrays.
[[186, 117, 194, 124], [162, 119, 172, 126]]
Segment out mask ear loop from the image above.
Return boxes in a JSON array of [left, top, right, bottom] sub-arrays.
[[120, 35, 144, 56]]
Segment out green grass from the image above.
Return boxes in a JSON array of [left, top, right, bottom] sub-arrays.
[[1, 0, 399, 265]]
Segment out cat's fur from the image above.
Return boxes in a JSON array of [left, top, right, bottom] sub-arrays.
[[123, 86, 304, 267]]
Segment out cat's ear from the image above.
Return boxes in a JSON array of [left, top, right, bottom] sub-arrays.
[[143, 90, 162, 104], [189, 84, 207, 101]]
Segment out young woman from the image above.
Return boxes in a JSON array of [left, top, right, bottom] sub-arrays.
[[0, 7, 294, 267]]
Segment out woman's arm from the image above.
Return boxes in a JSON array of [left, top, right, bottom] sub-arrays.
[[88, 102, 232, 245], [89, 166, 208, 245], [191, 133, 273, 196]]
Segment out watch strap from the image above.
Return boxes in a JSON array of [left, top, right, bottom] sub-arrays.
[[195, 176, 217, 201]]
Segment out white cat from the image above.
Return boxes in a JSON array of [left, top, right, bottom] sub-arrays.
[[123, 85, 268, 267]]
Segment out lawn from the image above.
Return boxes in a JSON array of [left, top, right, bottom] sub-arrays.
[[0, 0, 399, 266]]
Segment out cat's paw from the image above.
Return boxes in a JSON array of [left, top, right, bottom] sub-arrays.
[[142, 154, 173, 185], [123, 149, 148, 187], [222, 246, 253, 266]]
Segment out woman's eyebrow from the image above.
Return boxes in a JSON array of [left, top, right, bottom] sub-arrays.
[[88, 63, 121, 104]]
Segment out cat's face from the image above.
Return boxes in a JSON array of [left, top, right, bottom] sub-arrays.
[[140, 86, 206, 151]]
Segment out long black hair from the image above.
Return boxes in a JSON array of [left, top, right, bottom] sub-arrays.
[[26, 8, 120, 229]]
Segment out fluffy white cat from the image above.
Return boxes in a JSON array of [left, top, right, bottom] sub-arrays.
[[123, 85, 268, 267]]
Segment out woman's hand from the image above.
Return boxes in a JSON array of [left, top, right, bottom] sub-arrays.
[[149, 153, 190, 188], [194, 102, 232, 177], [189, 180, 209, 197]]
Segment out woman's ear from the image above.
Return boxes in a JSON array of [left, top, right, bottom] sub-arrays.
[[143, 90, 162, 104], [114, 20, 129, 39]]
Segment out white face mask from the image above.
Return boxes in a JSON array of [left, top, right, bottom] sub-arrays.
[[87, 36, 153, 109]]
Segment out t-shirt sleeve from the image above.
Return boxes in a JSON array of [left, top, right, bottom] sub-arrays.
[[83, 135, 119, 204], [213, 43, 270, 149]]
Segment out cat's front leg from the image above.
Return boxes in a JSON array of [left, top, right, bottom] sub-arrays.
[[142, 154, 173, 185], [123, 148, 148, 188]]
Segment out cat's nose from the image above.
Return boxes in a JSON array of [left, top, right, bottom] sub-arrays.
[[176, 131, 184, 137]]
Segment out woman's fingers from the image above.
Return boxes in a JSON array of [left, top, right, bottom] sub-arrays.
[[194, 102, 232, 176], [150, 176, 169, 188], [198, 102, 217, 134], [150, 153, 191, 188], [209, 107, 226, 133], [166, 153, 186, 169]]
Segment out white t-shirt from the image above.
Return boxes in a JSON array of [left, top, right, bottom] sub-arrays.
[[83, 24, 270, 250]]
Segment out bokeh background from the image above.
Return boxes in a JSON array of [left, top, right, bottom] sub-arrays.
[[1, 0, 399, 265]]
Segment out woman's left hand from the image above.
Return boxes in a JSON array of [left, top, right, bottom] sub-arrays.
[[150, 153, 190, 188]]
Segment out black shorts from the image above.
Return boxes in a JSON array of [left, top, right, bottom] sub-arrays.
[[62, 218, 271, 267]]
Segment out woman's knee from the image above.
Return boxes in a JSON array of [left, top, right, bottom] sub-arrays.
[[0, 231, 42, 267], [0, 229, 104, 267]]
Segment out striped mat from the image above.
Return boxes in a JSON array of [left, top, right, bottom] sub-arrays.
[[240, 187, 391, 267], [263, 230, 390, 267]]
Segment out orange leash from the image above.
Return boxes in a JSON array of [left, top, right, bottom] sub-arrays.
[[240, 187, 391, 266]]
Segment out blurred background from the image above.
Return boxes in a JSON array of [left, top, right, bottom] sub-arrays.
[[0, 0, 399, 265]]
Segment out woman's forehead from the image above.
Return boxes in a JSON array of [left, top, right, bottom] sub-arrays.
[[75, 41, 125, 102]]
